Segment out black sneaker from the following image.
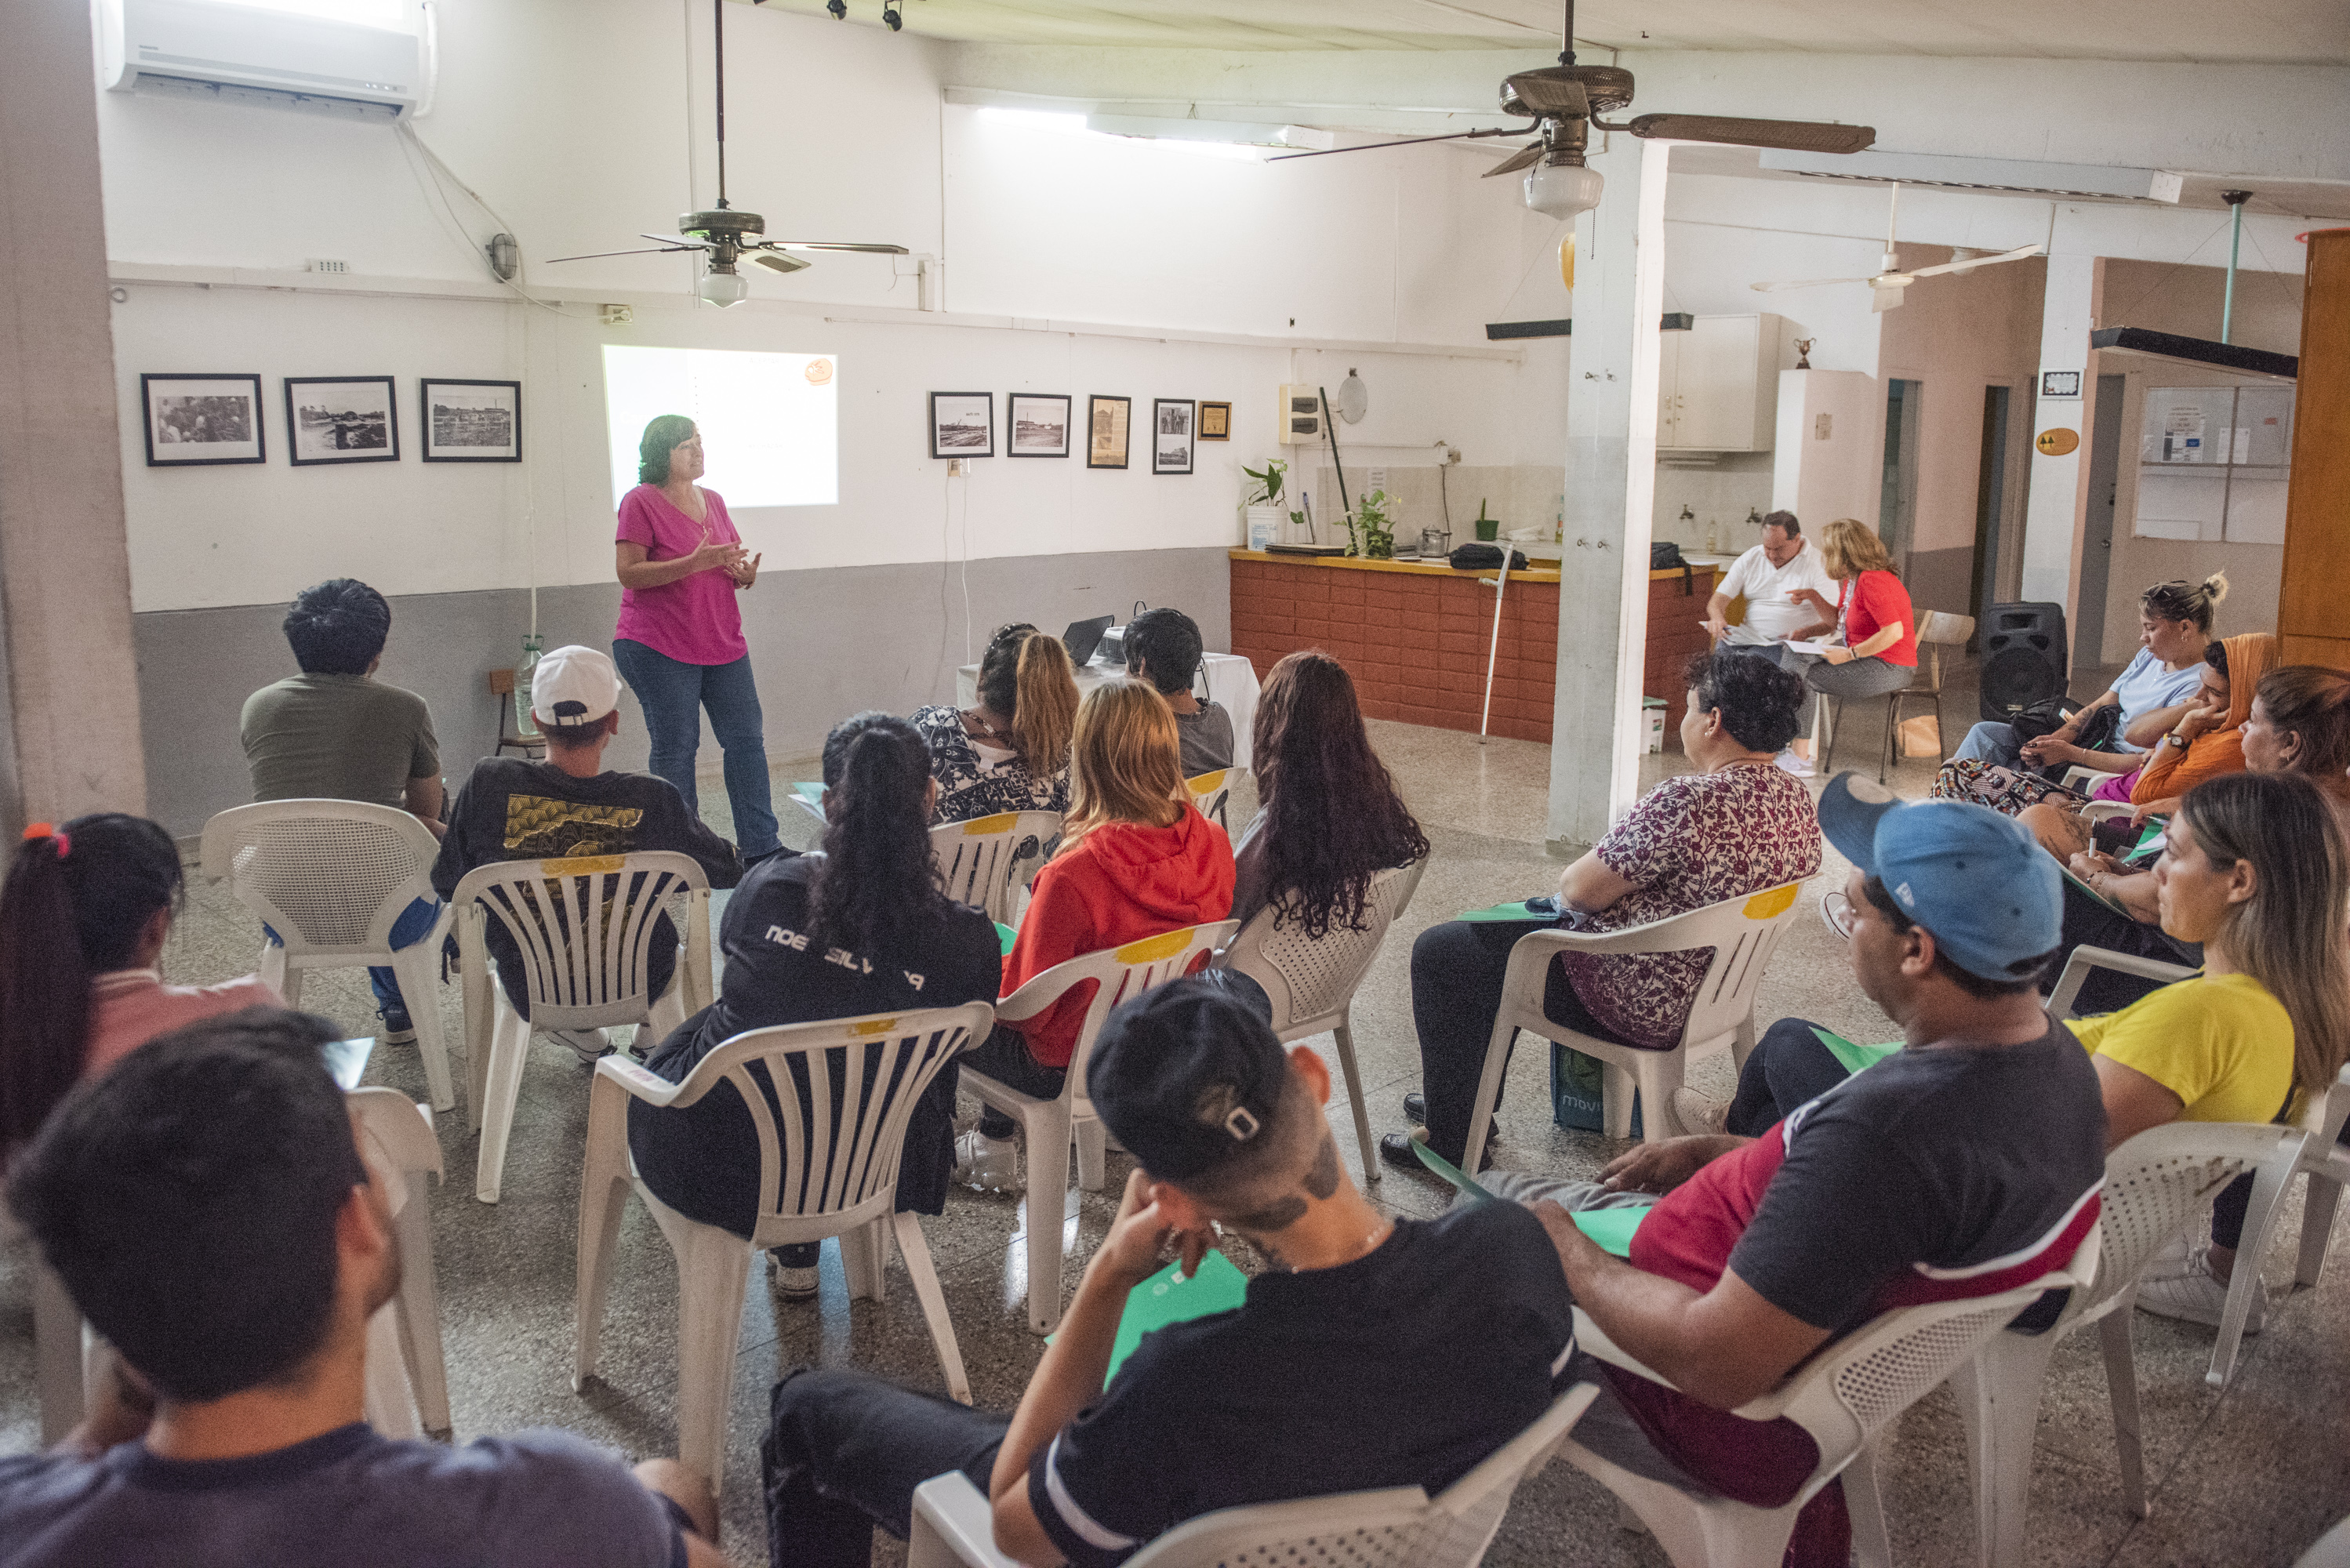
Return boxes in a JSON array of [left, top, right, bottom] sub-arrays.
[[379, 1010, 417, 1048], [1400, 1092, 1498, 1147], [1379, 1131, 1494, 1175]]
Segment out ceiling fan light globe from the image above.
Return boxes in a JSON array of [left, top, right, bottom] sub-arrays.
[[696, 267, 750, 307], [1524, 160, 1605, 220]]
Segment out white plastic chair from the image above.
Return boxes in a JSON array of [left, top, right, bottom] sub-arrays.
[[26, 1084, 452, 1445], [2226, 1059, 2350, 1370], [452, 851, 714, 1203], [2299, 1513, 2350, 1568], [932, 810, 1062, 926], [200, 801, 458, 1111], [907, 1382, 1600, 1568], [1469, 883, 1807, 1167], [350, 1086, 452, 1437], [1950, 1123, 2293, 1566], [973, 920, 1239, 1332], [1216, 858, 1428, 1184], [1566, 1231, 2100, 1568], [575, 1003, 990, 1491], [1184, 767, 1245, 832], [2044, 944, 2195, 1022]]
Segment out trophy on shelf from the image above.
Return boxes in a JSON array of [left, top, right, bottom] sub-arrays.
[[1793, 338, 1815, 370]]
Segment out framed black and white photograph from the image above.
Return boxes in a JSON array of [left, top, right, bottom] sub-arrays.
[[285, 376, 398, 465], [1197, 401, 1231, 441], [930, 392, 993, 459], [1086, 395, 1130, 470], [1153, 398, 1195, 475], [141, 374, 264, 466], [420, 379, 522, 462], [1008, 394, 1072, 458]]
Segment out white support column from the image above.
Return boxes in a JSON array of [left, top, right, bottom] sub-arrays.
[[2018, 253, 2101, 619], [1546, 136, 1669, 855], [0, 0, 148, 828]]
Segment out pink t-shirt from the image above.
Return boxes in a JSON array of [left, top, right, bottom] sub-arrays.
[[613, 483, 750, 666], [84, 971, 283, 1081]]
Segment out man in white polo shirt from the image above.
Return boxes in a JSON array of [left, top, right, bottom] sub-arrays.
[[1703, 512, 1837, 658]]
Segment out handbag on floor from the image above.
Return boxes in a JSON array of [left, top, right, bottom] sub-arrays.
[[1550, 1043, 1642, 1138], [1898, 713, 1943, 758]]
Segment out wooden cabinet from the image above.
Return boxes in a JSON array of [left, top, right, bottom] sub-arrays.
[[1658, 313, 1787, 452], [2279, 230, 2349, 671]]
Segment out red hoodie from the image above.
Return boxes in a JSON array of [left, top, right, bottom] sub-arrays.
[[1000, 805, 1235, 1068]]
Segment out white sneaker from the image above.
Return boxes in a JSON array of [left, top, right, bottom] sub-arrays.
[[767, 1256, 819, 1300], [2143, 1232, 2195, 1281], [553, 1028, 612, 1063], [1671, 1087, 1731, 1136], [1774, 749, 1815, 779], [2136, 1250, 2263, 1334], [953, 1131, 1023, 1194]]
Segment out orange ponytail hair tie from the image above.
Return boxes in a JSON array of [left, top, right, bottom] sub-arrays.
[[21, 822, 67, 858]]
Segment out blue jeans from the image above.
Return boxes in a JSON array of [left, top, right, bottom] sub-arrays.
[[265, 896, 441, 1029], [1955, 720, 2023, 768], [611, 638, 779, 857]]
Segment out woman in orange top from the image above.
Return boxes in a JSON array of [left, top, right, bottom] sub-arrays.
[[2127, 632, 2278, 817]]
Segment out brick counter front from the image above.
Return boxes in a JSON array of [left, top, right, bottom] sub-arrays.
[[1228, 550, 1720, 746]]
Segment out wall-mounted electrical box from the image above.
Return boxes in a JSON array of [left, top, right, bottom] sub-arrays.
[[1277, 385, 1324, 445]]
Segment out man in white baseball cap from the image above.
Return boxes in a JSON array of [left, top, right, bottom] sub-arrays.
[[430, 645, 745, 1060]]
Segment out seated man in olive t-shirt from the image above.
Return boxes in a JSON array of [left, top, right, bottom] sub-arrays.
[[239, 578, 445, 1044]]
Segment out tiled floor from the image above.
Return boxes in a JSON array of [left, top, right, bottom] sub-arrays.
[[3, 664, 2345, 1566]]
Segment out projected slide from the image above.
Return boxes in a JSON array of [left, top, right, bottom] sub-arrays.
[[603, 345, 839, 509]]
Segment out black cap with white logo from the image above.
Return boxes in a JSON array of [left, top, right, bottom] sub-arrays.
[[1085, 972, 1282, 1183]]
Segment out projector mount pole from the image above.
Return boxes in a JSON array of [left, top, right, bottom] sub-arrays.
[[2220, 190, 2251, 343]]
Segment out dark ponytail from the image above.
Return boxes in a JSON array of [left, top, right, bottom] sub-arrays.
[[0, 813, 183, 1148], [808, 713, 946, 960]]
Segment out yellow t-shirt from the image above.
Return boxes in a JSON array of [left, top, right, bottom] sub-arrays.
[[2065, 971, 2294, 1126]]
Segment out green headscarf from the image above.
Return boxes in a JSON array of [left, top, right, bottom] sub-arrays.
[[637, 414, 697, 486]]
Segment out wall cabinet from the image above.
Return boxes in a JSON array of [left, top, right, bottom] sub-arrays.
[[1658, 313, 1787, 452]]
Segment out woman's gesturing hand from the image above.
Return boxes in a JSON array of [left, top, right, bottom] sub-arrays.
[[684, 539, 747, 575], [728, 551, 763, 590]]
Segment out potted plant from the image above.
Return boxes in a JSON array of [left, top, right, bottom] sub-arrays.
[[1353, 489, 1397, 561], [1240, 459, 1288, 550], [1473, 497, 1498, 542]]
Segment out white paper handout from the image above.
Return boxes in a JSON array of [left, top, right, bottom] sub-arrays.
[[1781, 638, 1842, 657]]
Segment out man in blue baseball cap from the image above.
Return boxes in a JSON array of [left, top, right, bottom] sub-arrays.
[[1491, 774, 2108, 1568]]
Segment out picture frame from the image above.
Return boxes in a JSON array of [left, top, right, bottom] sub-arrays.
[[1153, 398, 1195, 475], [1008, 393, 1073, 458], [140, 374, 265, 466], [1197, 401, 1231, 441], [930, 392, 993, 459], [420, 379, 522, 462], [1086, 395, 1131, 470], [285, 376, 398, 465]]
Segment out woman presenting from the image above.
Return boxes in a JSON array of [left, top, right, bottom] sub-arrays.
[[612, 415, 781, 862]]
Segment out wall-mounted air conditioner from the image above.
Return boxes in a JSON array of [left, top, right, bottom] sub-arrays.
[[99, 0, 428, 121]]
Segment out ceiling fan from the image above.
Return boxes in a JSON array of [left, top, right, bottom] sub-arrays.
[[1749, 182, 2043, 311], [1272, 0, 1876, 220], [547, 0, 906, 306]]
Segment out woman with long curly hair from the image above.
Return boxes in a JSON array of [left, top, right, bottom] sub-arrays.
[[953, 679, 1234, 1192], [1232, 651, 1428, 938], [627, 712, 1001, 1297]]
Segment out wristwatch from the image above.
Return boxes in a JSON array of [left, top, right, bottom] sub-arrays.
[[2165, 731, 2190, 750]]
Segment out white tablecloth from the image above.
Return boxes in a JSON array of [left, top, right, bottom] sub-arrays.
[[954, 651, 1261, 771]]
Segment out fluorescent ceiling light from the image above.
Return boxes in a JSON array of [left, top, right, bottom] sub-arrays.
[[1760, 147, 2170, 202], [975, 105, 1313, 160]]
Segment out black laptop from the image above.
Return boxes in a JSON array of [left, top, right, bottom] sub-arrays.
[[1062, 615, 1116, 666]]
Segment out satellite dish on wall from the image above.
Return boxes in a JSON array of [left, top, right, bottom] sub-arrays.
[[1335, 369, 1368, 424]]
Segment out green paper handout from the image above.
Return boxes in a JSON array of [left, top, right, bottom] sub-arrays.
[[1411, 1139, 1644, 1258], [1104, 1250, 1250, 1387], [1811, 1025, 1902, 1077]]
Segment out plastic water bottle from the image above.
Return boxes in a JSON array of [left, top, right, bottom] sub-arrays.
[[515, 632, 544, 740]]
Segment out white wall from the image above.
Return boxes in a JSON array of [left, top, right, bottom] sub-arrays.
[[96, 0, 1556, 614]]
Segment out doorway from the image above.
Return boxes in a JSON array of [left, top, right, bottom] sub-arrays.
[[1970, 385, 2011, 630], [2075, 374, 2127, 673], [1879, 379, 1923, 566]]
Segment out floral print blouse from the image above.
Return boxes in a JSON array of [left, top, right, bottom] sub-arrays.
[[910, 705, 1071, 825]]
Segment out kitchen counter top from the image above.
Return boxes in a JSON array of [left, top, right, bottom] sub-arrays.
[[1227, 549, 1708, 585]]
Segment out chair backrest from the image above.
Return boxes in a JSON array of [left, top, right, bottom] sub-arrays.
[[1753, 1227, 2101, 1511], [200, 800, 441, 956], [1123, 1383, 1597, 1568], [1022, 921, 1240, 1114], [1184, 768, 1244, 831], [1218, 858, 1428, 1038], [348, 1087, 444, 1182], [1918, 610, 1975, 647], [2061, 1120, 2294, 1330], [2047, 944, 2197, 1020], [1665, 884, 1806, 1051], [626, 1002, 993, 1246], [931, 811, 1063, 925], [450, 851, 710, 1030]]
